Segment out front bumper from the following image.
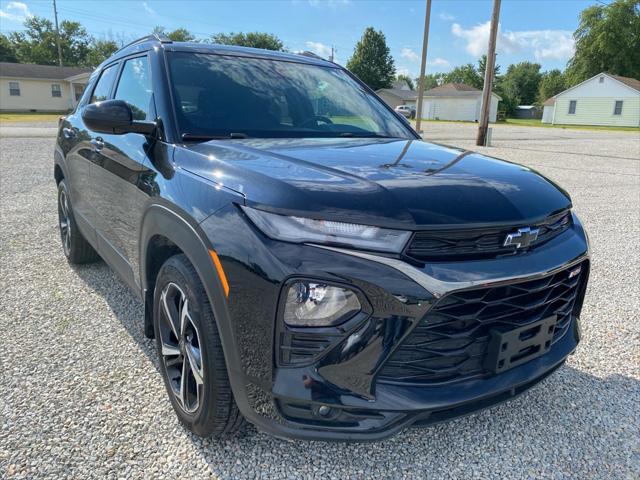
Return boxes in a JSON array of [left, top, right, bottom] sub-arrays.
[[199, 208, 590, 441]]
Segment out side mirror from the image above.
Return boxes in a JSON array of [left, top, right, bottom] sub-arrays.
[[82, 99, 156, 135]]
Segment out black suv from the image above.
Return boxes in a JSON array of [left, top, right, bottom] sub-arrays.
[[55, 35, 590, 441]]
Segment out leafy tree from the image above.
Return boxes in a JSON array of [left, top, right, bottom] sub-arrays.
[[566, 0, 640, 84], [477, 54, 501, 82], [0, 34, 18, 62], [153, 26, 197, 42], [415, 73, 445, 91], [537, 69, 566, 103], [443, 63, 483, 89], [501, 61, 542, 106], [84, 39, 118, 67], [395, 74, 414, 90], [9, 16, 91, 66], [210, 32, 284, 51], [346, 27, 395, 90]]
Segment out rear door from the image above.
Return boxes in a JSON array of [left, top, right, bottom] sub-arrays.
[[61, 63, 119, 241], [91, 54, 155, 290]]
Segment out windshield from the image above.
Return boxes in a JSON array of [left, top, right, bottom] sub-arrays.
[[167, 52, 413, 140]]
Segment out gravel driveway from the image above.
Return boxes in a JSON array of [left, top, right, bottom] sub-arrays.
[[1, 122, 639, 479]]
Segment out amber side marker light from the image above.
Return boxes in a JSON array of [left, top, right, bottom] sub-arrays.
[[208, 250, 230, 297]]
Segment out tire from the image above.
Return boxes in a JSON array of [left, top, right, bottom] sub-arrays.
[[57, 180, 100, 264], [153, 254, 244, 437]]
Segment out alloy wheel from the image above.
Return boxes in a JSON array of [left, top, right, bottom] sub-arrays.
[[58, 189, 71, 255], [158, 282, 204, 414]]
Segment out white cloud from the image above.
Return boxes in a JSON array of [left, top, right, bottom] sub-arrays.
[[451, 21, 575, 61], [0, 1, 32, 23], [142, 2, 157, 15], [428, 57, 451, 69], [439, 12, 455, 21], [305, 41, 332, 58], [401, 48, 420, 63]]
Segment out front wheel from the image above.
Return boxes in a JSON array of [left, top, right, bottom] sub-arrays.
[[153, 254, 244, 437]]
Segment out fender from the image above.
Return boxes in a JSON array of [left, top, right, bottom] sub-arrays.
[[138, 202, 258, 425]]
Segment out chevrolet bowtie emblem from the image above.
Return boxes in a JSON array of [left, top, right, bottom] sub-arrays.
[[503, 227, 540, 249]]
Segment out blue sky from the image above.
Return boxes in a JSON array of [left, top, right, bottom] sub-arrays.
[[1, 0, 595, 74]]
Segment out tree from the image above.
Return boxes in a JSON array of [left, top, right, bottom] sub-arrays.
[[0, 34, 18, 62], [396, 74, 414, 90], [566, 0, 640, 84], [9, 16, 91, 66], [443, 63, 483, 89], [415, 73, 445, 91], [501, 61, 542, 106], [153, 26, 197, 42], [346, 27, 395, 90], [538, 69, 566, 103], [477, 54, 501, 81], [84, 39, 118, 67], [210, 32, 284, 51]]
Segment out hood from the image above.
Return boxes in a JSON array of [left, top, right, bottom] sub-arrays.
[[178, 138, 571, 229]]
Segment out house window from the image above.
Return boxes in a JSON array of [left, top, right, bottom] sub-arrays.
[[599, 76, 605, 83], [51, 84, 62, 97], [613, 100, 623, 115], [73, 84, 85, 101], [9, 81, 20, 96], [568, 100, 577, 114]]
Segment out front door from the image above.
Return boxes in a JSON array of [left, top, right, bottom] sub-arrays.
[[91, 55, 156, 291]]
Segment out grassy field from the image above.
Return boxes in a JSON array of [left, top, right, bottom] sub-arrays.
[[500, 118, 639, 132], [0, 112, 64, 123]]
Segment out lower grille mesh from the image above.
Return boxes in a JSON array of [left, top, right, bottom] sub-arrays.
[[378, 262, 588, 385]]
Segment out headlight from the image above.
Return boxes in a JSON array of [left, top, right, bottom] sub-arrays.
[[283, 281, 361, 327], [242, 206, 411, 253]]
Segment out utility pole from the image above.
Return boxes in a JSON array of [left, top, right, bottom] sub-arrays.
[[414, 0, 432, 134], [52, 0, 63, 67], [476, 0, 501, 146], [329, 45, 335, 62]]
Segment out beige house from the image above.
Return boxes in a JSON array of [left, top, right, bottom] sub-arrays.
[[0, 62, 93, 112], [420, 83, 501, 123], [545, 73, 639, 127]]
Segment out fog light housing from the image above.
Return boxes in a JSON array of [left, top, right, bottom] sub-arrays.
[[283, 281, 361, 327]]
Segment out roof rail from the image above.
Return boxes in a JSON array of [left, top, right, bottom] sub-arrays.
[[115, 33, 173, 54]]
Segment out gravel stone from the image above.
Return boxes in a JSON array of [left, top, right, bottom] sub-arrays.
[[1, 122, 638, 479]]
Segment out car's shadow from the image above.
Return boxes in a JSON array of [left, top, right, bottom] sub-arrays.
[[73, 261, 639, 477]]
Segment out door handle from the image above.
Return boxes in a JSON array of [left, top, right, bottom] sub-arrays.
[[62, 127, 76, 139], [90, 138, 104, 151]]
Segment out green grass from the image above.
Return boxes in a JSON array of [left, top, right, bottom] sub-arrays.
[[0, 112, 65, 123]]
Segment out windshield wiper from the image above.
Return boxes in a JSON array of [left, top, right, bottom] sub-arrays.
[[338, 132, 397, 138], [182, 132, 249, 141]]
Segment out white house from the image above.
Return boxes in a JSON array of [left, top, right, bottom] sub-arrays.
[[419, 83, 501, 123], [0, 62, 93, 112], [376, 80, 418, 109], [545, 73, 639, 127]]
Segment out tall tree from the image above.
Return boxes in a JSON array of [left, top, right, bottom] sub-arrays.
[[395, 74, 414, 90], [0, 34, 18, 62], [84, 39, 118, 67], [477, 54, 501, 81], [346, 27, 395, 90], [210, 32, 284, 51], [566, 0, 640, 84], [443, 64, 483, 89], [153, 26, 197, 42], [501, 61, 542, 105], [538, 69, 566, 103], [9, 16, 91, 66]]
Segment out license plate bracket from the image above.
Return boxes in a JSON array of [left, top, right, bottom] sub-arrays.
[[484, 315, 557, 374]]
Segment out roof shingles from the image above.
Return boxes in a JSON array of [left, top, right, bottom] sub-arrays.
[[0, 62, 92, 80]]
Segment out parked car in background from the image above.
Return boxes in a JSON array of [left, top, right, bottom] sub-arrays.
[[54, 35, 590, 441], [394, 104, 415, 119]]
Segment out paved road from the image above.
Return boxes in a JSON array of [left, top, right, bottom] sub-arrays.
[[1, 122, 639, 479]]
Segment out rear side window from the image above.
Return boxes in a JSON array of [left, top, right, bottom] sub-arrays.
[[90, 64, 119, 103], [115, 56, 153, 120]]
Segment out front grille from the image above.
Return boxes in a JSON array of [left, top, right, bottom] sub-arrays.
[[377, 261, 588, 385], [405, 210, 572, 262]]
